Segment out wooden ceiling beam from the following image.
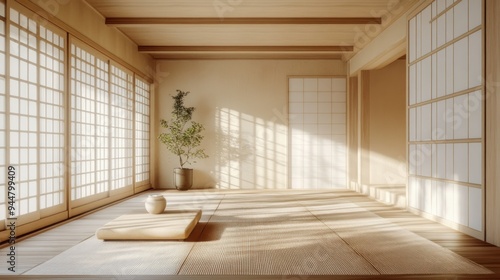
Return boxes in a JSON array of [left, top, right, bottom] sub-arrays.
[[107, 17, 381, 25], [138, 46, 354, 53]]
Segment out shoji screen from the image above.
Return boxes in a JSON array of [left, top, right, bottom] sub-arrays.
[[70, 39, 139, 206], [407, 0, 484, 239], [70, 39, 110, 205], [289, 77, 347, 189], [135, 77, 150, 187], [38, 22, 66, 215], [109, 63, 134, 193], [8, 5, 66, 224], [0, 1, 152, 241]]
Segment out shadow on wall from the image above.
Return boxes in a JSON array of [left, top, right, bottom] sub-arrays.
[[215, 107, 288, 189]]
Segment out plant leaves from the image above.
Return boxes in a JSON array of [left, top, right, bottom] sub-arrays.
[[158, 90, 209, 168]]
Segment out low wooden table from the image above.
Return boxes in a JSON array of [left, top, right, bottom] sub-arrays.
[[96, 209, 202, 240]]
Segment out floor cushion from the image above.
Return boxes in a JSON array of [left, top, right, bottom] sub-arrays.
[[96, 209, 202, 240]]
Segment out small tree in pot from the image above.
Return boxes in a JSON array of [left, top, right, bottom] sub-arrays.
[[158, 90, 208, 190]]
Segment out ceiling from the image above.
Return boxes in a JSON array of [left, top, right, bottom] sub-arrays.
[[84, 0, 416, 60]]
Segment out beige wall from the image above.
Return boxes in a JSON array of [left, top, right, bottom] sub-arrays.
[[348, 59, 406, 205], [367, 59, 406, 186], [154, 59, 346, 189]]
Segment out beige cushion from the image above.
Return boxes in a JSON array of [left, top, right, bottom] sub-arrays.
[[96, 210, 202, 240]]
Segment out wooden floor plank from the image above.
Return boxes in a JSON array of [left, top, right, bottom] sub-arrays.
[[0, 189, 499, 279]]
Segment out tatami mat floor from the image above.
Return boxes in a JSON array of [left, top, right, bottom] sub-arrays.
[[1, 189, 500, 279]]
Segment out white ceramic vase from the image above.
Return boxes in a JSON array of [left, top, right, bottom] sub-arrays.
[[145, 194, 166, 214]]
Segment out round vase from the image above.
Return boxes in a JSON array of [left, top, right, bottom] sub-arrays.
[[145, 194, 166, 214]]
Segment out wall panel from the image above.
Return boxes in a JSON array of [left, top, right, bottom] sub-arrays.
[[6, 3, 66, 226], [407, 0, 485, 240], [289, 77, 347, 189], [135, 77, 150, 188]]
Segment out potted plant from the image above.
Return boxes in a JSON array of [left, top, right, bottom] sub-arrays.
[[158, 90, 208, 190]]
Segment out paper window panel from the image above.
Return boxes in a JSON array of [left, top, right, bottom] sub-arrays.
[[289, 78, 303, 91], [423, 179, 433, 213], [453, 143, 469, 183], [289, 91, 303, 102], [453, 0, 469, 38], [453, 94, 469, 140], [416, 106, 422, 141], [409, 108, 416, 141], [39, 24, 65, 210], [409, 17, 416, 63], [453, 37, 469, 93], [455, 183, 469, 226], [289, 77, 347, 189], [1, 5, 67, 221], [445, 8, 454, 43], [468, 91, 482, 138], [432, 54, 437, 99], [70, 41, 110, 200], [469, 0, 482, 30], [416, 62, 422, 104], [8, 7, 64, 216], [445, 98, 454, 140], [135, 77, 150, 184], [469, 187, 482, 230], [468, 30, 482, 88], [445, 143, 454, 180], [110, 64, 133, 191], [408, 0, 484, 236], [332, 114, 346, 124], [431, 1, 437, 51], [421, 104, 432, 141], [421, 5, 432, 56], [468, 143, 482, 185], [445, 46, 454, 95], [416, 14, 422, 59], [432, 103, 437, 140], [438, 182, 451, 221], [413, 144, 421, 176], [332, 78, 346, 92], [409, 64, 416, 105], [436, 144, 446, 179], [422, 144, 433, 177], [408, 177, 418, 208], [318, 78, 331, 91], [434, 181, 446, 218]]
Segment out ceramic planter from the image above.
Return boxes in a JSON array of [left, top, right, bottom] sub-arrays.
[[174, 168, 193, 190]]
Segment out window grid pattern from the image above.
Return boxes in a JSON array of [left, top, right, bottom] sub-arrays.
[[289, 77, 347, 189], [70, 43, 109, 200], [8, 8, 66, 216], [135, 77, 150, 184], [9, 8, 40, 216], [110, 65, 133, 190], [407, 0, 483, 233], [0, 2, 152, 238], [39, 25, 65, 209], [39, 26, 65, 209], [0, 1, 6, 221]]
